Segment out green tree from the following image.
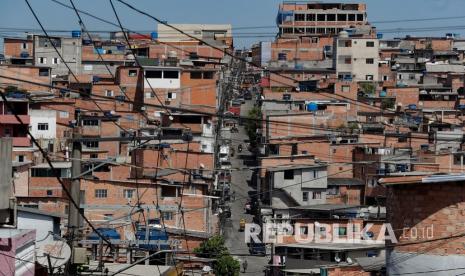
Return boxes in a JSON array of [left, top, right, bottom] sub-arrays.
[[360, 83, 376, 95], [193, 235, 228, 258], [214, 255, 240, 276], [244, 106, 262, 148], [193, 235, 240, 275]]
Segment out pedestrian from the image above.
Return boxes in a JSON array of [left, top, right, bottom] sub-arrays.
[[243, 259, 248, 273], [232, 190, 236, 201]]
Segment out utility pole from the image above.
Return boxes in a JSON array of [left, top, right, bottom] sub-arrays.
[[145, 207, 150, 265], [68, 109, 82, 273]]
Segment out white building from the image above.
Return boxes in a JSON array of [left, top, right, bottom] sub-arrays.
[[29, 109, 57, 140], [143, 66, 181, 90], [334, 31, 379, 82]]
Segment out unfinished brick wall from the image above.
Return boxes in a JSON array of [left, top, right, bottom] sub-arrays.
[[387, 181, 465, 255]]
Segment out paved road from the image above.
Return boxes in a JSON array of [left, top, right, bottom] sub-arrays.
[[223, 98, 269, 275]]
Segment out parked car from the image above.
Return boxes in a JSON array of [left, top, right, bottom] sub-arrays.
[[248, 242, 266, 256]]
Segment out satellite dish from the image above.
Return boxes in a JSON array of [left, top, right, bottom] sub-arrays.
[[36, 240, 71, 269], [347, 257, 353, 264], [335, 256, 341, 263], [202, 266, 212, 272]]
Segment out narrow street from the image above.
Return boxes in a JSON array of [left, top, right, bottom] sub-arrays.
[[223, 95, 269, 275]]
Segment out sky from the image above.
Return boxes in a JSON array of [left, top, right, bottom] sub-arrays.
[[1, 0, 465, 48]]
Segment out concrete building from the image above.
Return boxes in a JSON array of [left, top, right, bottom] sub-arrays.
[[29, 109, 57, 150], [33, 35, 82, 77], [0, 96, 31, 147], [157, 24, 232, 46], [260, 155, 328, 209], [334, 31, 379, 82], [276, 2, 369, 38]]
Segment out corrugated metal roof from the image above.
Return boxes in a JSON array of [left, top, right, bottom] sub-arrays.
[[426, 64, 465, 73]]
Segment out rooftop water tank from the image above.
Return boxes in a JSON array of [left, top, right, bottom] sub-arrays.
[[168, 51, 177, 58], [71, 30, 81, 38], [379, 90, 387, 97], [307, 102, 318, 112], [339, 30, 349, 38], [151, 31, 158, 40]]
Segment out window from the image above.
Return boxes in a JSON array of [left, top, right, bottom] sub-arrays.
[[105, 90, 114, 97], [95, 189, 107, 198], [311, 37, 319, 44], [39, 68, 49, 77], [190, 71, 202, 79], [327, 14, 336, 21], [21, 43, 28, 50], [398, 74, 403, 80], [59, 111, 69, 118], [306, 28, 316, 34], [84, 141, 99, 148], [161, 186, 177, 197], [46, 190, 53, 196], [123, 189, 135, 199], [52, 57, 60, 64], [348, 14, 356, 21], [317, 14, 326, 21], [294, 13, 306, 21], [83, 119, 99, 126], [313, 170, 318, 178], [38, 57, 46, 64], [303, 192, 309, 202], [291, 144, 298, 155], [300, 226, 308, 235], [203, 71, 214, 79], [313, 191, 322, 199], [38, 123, 49, 131], [90, 153, 98, 159], [162, 211, 174, 220], [337, 14, 347, 21], [338, 226, 348, 237], [306, 14, 315, 21], [366, 41, 375, 47], [366, 75, 374, 81], [4, 128, 11, 136], [366, 58, 374, 64], [383, 75, 389, 81], [128, 69, 137, 77], [283, 27, 293, 34], [163, 71, 179, 79], [48, 143, 54, 153], [167, 92, 176, 100], [32, 168, 69, 178], [357, 14, 364, 21], [344, 57, 352, 64], [341, 85, 350, 93], [146, 70, 162, 78], [409, 74, 416, 80], [18, 155, 25, 162], [284, 170, 294, 180], [338, 40, 351, 47]]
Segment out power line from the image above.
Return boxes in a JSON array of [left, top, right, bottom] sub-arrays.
[[0, 89, 113, 247], [2, 74, 463, 145]]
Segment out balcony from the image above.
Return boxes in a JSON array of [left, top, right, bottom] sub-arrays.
[[12, 137, 31, 147], [0, 115, 30, 125]]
